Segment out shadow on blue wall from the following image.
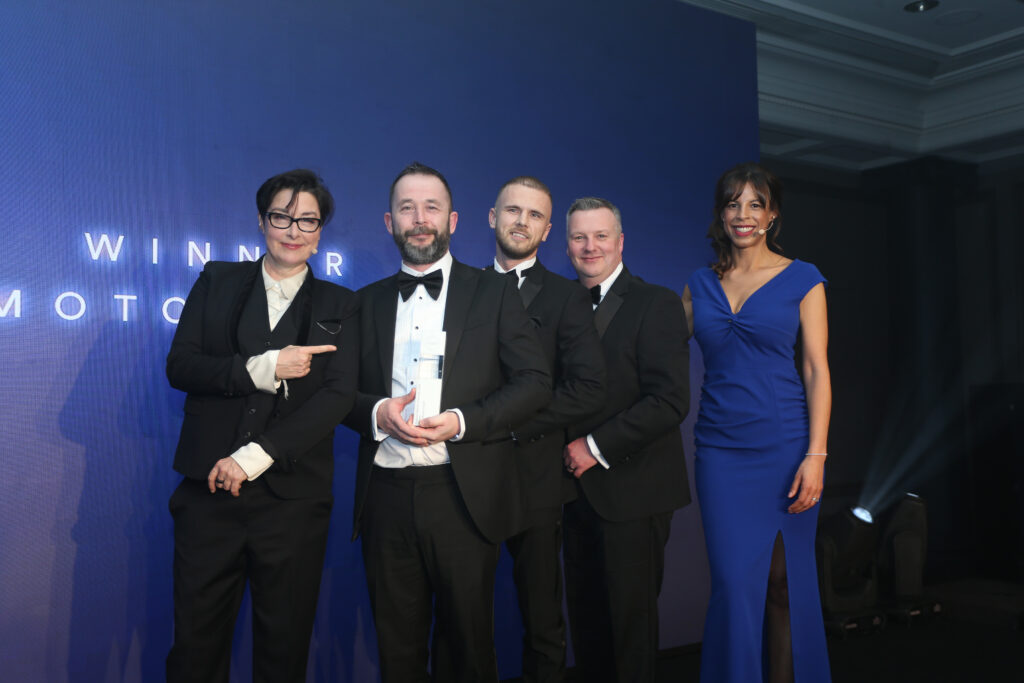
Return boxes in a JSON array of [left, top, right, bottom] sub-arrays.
[[58, 312, 178, 681]]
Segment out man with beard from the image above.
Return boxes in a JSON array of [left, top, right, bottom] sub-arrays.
[[344, 162, 551, 682], [486, 177, 605, 683]]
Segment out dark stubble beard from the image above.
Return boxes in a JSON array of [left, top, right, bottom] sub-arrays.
[[496, 229, 538, 261], [393, 225, 451, 265]]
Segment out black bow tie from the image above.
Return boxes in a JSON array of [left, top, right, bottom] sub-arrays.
[[503, 264, 535, 283], [589, 284, 602, 306], [397, 270, 443, 301]]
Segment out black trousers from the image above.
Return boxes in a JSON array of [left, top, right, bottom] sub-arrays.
[[361, 465, 501, 683], [563, 494, 672, 683], [505, 512, 567, 683], [166, 477, 331, 683]]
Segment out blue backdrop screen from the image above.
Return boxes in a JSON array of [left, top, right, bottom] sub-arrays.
[[0, 0, 758, 680]]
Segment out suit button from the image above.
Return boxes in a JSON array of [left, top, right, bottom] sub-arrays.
[[248, 408, 257, 415], [265, 341, 272, 347], [244, 431, 252, 438]]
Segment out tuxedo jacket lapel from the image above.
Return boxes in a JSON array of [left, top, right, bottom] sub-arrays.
[[519, 270, 543, 310], [223, 259, 263, 354], [374, 276, 399, 386], [442, 261, 474, 385], [593, 266, 633, 338]]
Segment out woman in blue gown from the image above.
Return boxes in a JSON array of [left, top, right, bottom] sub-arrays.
[[682, 163, 832, 682]]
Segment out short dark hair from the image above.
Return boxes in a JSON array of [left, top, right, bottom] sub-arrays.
[[496, 176, 552, 206], [565, 196, 622, 236], [707, 162, 783, 278], [389, 161, 453, 209], [256, 169, 335, 226]]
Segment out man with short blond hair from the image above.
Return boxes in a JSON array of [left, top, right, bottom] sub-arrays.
[[562, 196, 691, 683], [486, 176, 605, 682]]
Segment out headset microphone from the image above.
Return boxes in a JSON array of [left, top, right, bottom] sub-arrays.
[[756, 228, 767, 235]]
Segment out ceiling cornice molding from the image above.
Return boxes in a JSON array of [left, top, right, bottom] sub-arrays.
[[756, 33, 932, 88], [757, 33, 1024, 156], [758, 91, 920, 151], [683, 0, 961, 58], [681, 0, 1024, 170], [922, 89, 1024, 151], [947, 26, 1024, 57], [758, 30, 1024, 88], [684, 0, 1024, 59], [933, 48, 1024, 86]]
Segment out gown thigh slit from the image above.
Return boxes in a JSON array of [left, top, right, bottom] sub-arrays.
[[765, 531, 794, 683]]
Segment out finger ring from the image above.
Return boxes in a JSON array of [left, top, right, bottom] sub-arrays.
[[811, 497, 819, 502], [216, 479, 225, 485], [567, 465, 576, 472]]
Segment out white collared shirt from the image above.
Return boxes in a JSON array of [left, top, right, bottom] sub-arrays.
[[590, 261, 623, 309], [586, 260, 624, 469], [492, 255, 537, 289], [372, 251, 465, 468]]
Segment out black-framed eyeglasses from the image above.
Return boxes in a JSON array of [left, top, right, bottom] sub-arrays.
[[264, 211, 323, 233]]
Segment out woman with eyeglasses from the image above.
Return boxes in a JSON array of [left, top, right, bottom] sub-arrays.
[[165, 168, 359, 682]]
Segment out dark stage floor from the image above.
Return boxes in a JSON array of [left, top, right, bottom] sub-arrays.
[[505, 615, 1024, 682]]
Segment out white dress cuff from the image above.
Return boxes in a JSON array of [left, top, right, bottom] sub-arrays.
[[246, 350, 283, 394], [371, 397, 389, 442], [447, 409, 466, 441], [230, 442, 275, 481], [587, 434, 611, 469]]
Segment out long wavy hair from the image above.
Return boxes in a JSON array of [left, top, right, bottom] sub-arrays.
[[707, 162, 784, 278]]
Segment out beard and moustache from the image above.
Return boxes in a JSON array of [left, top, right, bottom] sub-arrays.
[[393, 225, 451, 265], [496, 228, 538, 261]]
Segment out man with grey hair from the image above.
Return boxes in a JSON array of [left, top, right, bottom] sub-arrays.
[[562, 196, 691, 682], [486, 176, 606, 682]]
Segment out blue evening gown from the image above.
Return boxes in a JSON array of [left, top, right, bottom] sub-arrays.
[[689, 259, 831, 682]]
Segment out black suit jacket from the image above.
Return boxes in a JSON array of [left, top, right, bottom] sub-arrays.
[[346, 258, 552, 543], [568, 265, 691, 522], [493, 261, 606, 519], [167, 258, 359, 499]]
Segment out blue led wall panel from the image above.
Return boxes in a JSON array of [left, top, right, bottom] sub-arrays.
[[0, 0, 757, 680]]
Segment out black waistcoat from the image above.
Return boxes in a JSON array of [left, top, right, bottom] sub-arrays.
[[231, 281, 302, 451]]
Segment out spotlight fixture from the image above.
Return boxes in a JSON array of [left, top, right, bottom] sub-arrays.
[[817, 507, 885, 634], [877, 493, 927, 602], [876, 493, 941, 623], [903, 0, 939, 11], [852, 506, 874, 524]]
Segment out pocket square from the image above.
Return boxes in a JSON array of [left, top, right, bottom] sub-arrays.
[[316, 319, 343, 335]]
